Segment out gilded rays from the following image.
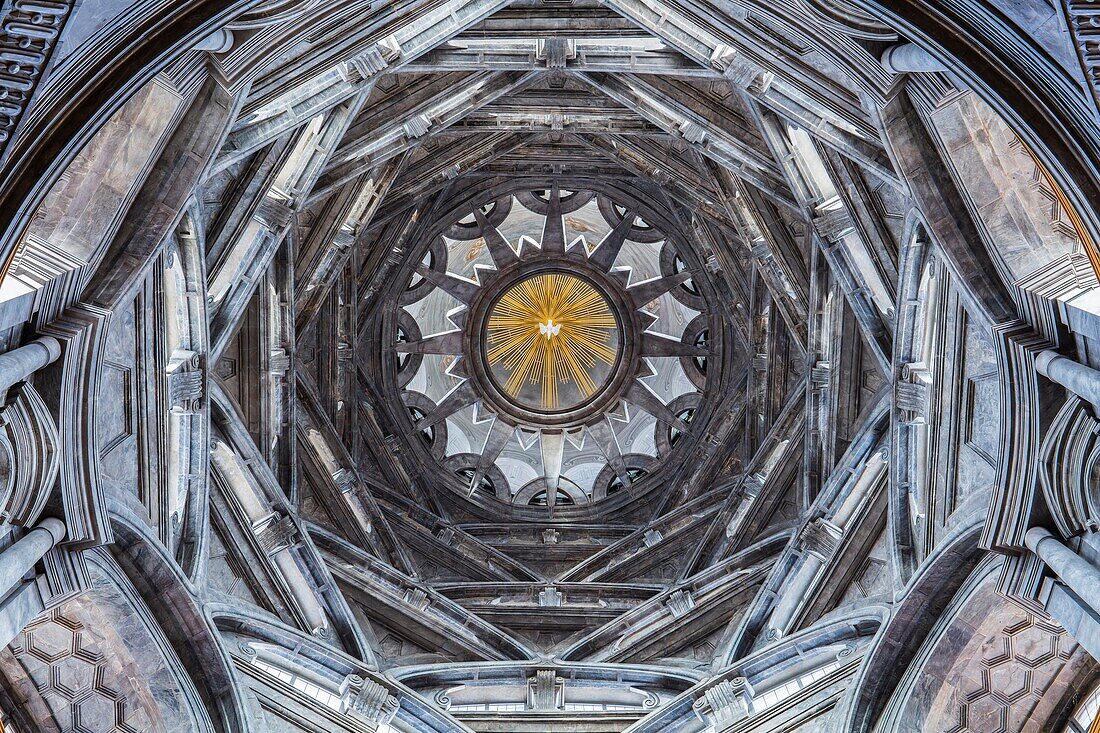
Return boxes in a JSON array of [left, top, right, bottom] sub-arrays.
[[486, 273, 619, 410]]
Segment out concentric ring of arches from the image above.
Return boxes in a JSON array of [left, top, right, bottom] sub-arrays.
[[384, 187, 731, 515]]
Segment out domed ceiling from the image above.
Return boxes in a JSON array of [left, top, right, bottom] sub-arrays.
[[1, 0, 1099, 731], [387, 186, 724, 513]]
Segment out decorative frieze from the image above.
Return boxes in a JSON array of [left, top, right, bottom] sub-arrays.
[[0, 1, 74, 162], [1063, 1, 1100, 112]]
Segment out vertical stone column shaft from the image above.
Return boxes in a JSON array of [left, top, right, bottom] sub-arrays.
[[1035, 350, 1100, 409], [0, 337, 62, 394], [1025, 527, 1100, 618], [0, 517, 65, 598]]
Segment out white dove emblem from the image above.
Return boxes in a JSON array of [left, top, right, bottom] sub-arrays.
[[539, 319, 562, 339]]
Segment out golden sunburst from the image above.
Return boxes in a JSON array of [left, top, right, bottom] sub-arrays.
[[486, 273, 619, 410]]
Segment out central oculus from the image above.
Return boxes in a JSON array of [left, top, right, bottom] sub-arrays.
[[484, 272, 621, 412]]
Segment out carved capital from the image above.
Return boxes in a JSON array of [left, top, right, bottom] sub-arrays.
[[813, 203, 855, 243], [665, 589, 696, 618], [896, 362, 931, 424], [528, 669, 564, 710], [167, 349, 204, 413], [256, 514, 298, 555], [693, 677, 752, 725], [345, 676, 400, 725], [340, 37, 401, 83], [537, 37, 576, 68], [799, 517, 843, 560]]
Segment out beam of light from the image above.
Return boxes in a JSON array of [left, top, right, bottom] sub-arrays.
[[486, 273, 618, 410]]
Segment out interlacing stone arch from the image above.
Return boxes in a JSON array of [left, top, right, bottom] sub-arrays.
[[0, 0, 1097, 732]]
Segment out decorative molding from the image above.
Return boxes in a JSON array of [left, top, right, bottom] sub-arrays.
[[896, 362, 931, 424], [800, 517, 844, 560], [402, 114, 432, 140], [257, 514, 298, 555], [345, 675, 400, 725], [166, 348, 204, 414], [1061, 1, 1100, 116], [340, 37, 402, 84], [528, 668, 564, 710], [666, 589, 696, 618], [0, 382, 58, 531], [538, 586, 563, 607], [0, 1, 74, 165], [982, 322, 1055, 553], [3, 234, 85, 328], [38, 305, 113, 548], [813, 205, 856, 243], [693, 677, 752, 726], [1038, 395, 1100, 536]]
